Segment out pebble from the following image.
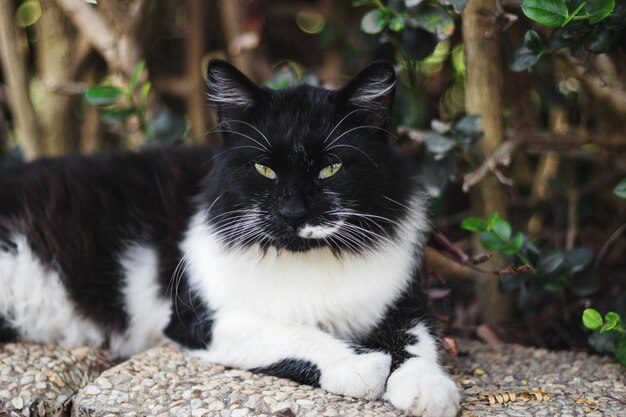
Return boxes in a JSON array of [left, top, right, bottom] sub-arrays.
[[11, 396, 24, 409], [83, 385, 101, 395], [97, 378, 113, 389], [231, 408, 249, 417]]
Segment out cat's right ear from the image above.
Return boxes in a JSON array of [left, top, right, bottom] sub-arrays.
[[206, 60, 264, 117]]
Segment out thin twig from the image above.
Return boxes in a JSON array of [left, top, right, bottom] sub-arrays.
[[594, 222, 626, 270], [463, 139, 519, 192]]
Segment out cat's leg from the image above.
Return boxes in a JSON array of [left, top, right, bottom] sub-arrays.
[[364, 290, 460, 417], [190, 311, 392, 400]]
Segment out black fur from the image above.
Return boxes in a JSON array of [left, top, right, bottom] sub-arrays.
[[204, 60, 416, 254], [0, 316, 17, 343], [0, 225, 17, 254], [0, 147, 211, 341], [250, 359, 321, 387], [0, 61, 433, 386], [362, 268, 435, 372], [163, 271, 214, 349]]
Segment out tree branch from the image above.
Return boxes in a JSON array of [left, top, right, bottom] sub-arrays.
[[54, 0, 136, 75], [0, 1, 45, 159], [463, 139, 519, 192], [559, 52, 626, 118]]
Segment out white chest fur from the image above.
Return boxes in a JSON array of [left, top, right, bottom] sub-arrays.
[[182, 206, 427, 341]]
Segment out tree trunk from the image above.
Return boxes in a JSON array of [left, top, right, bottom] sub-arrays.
[[0, 1, 45, 159], [37, 0, 78, 156], [218, 0, 252, 77], [186, 0, 210, 145], [463, 0, 513, 325]]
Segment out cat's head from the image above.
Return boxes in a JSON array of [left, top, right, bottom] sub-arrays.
[[203, 60, 424, 253]]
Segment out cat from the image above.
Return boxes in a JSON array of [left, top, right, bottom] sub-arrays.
[[0, 60, 460, 417]]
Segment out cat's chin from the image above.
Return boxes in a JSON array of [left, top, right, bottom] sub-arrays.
[[268, 236, 331, 253]]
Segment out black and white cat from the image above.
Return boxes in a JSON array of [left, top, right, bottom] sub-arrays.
[[0, 60, 460, 416]]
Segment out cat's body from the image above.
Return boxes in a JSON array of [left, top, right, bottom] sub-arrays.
[[0, 61, 459, 416]]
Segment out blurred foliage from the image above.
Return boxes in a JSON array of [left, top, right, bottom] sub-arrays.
[[0, 0, 625, 362], [83, 60, 155, 141], [511, 0, 626, 71]]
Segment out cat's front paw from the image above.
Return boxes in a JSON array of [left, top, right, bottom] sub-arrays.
[[320, 351, 391, 400], [383, 357, 460, 417]]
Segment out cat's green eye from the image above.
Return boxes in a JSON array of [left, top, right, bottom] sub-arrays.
[[319, 163, 343, 180], [254, 163, 277, 180]]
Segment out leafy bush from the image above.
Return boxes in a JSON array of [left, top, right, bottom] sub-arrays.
[[83, 60, 153, 140], [461, 213, 595, 294], [354, 0, 463, 60], [511, 0, 625, 71], [582, 308, 626, 366]]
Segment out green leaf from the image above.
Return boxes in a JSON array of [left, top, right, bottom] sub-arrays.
[[614, 179, 626, 199], [588, 330, 618, 354], [479, 231, 504, 251], [499, 274, 527, 293], [400, 27, 439, 60], [544, 270, 572, 291], [83, 86, 123, 107], [101, 107, 137, 124], [583, 308, 603, 330], [601, 312, 622, 333], [409, 4, 455, 40], [353, 0, 376, 6], [454, 114, 482, 137], [15, 0, 42, 28], [616, 339, 626, 367], [509, 46, 541, 72], [538, 250, 565, 275], [502, 232, 524, 254], [524, 30, 544, 53], [461, 217, 488, 232], [562, 2, 587, 26], [492, 218, 512, 242], [570, 270, 603, 297], [437, 0, 468, 13], [426, 133, 455, 155], [141, 81, 152, 102], [431, 119, 451, 134], [388, 14, 405, 31], [361, 9, 387, 34], [565, 247, 594, 273], [584, 0, 615, 24], [128, 60, 146, 94], [421, 156, 456, 198], [521, 0, 569, 27], [487, 212, 500, 227]]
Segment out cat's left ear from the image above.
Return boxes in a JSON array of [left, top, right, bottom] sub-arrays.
[[206, 59, 265, 117], [337, 61, 396, 114]]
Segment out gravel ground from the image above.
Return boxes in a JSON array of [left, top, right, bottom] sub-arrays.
[[0, 342, 112, 416], [0, 339, 624, 417], [73, 345, 400, 417], [447, 340, 626, 417]]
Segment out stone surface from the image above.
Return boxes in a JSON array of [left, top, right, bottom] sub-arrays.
[[73, 345, 400, 417], [0, 342, 113, 416], [447, 340, 626, 417], [1, 340, 624, 416]]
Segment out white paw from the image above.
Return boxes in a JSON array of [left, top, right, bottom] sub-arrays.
[[320, 351, 391, 400], [383, 357, 460, 417]]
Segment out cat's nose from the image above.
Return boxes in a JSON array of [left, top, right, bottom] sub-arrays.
[[279, 195, 307, 227]]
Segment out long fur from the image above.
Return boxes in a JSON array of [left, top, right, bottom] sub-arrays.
[[0, 61, 459, 417]]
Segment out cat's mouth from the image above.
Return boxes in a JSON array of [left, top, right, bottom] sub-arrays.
[[297, 221, 344, 239]]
